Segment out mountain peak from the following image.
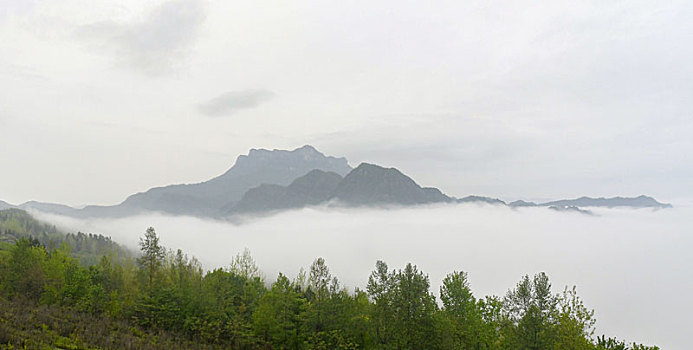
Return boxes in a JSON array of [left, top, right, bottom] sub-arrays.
[[332, 163, 450, 206], [296, 144, 319, 153], [540, 195, 672, 208], [73, 146, 353, 218], [351, 162, 401, 176], [231, 146, 351, 175]]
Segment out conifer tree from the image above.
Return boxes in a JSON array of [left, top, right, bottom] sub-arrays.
[[137, 227, 165, 293]]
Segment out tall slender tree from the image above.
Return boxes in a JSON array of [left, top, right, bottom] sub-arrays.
[[137, 227, 165, 293]]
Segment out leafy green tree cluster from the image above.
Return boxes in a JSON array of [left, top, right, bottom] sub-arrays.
[[0, 208, 130, 265], [0, 224, 660, 350], [0, 209, 60, 241], [438, 270, 498, 349], [367, 261, 438, 349]]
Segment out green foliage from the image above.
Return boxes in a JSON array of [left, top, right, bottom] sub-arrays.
[[137, 227, 166, 293], [366, 261, 438, 349], [0, 222, 661, 350], [595, 335, 660, 350], [503, 272, 558, 350], [3, 238, 47, 301], [230, 248, 263, 281], [440, 271, 490, 349], [0, 208, 131, 265], [254, 273, 305, 349]]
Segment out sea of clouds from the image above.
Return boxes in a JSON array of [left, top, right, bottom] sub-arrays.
[[35, 203, 692, 350]]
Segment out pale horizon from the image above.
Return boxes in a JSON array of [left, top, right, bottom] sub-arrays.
[[2, 0, 691, 207]]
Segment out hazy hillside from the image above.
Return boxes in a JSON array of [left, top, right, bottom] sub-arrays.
[[19, 201, 78, 216], [457, 195, 506, 205], [331, 163, 451, 206], [508, 195, 672, 209], [0, 208, 130, 265], [1, 148, 673, 220], [75, 145, 352, 218], [232, 169, 343, 213], [541, 195, 672, 208], [230, 164, 452, 214]]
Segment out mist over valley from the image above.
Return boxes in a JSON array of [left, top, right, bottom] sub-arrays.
[[30, 201, 691, 350], [2, 1, 691, 348]]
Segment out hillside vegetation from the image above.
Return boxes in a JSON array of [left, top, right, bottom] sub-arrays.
[[0, 208, 130, 265], [0, 210, 658, 349]]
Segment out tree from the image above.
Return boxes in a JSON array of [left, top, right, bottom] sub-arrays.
[[367, 261, 437, 349], [254, 273, 305, 349], [503, 272, 557, 350], [367, 260, 394, 347], [552, 286, 595, 350], [304, 256, 347, 343], [309, 257, 332, 301], [391, 263, 438, 349], [440, 271, 486, 349], [3, 237, 48, 301], [137, 227, 165, 293], [229, 248, 263, 281]]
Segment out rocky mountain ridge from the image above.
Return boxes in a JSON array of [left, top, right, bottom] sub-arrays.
[[2, 146, 673, 219]]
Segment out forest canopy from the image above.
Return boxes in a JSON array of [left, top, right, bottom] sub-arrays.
[[0, 210, 658, 350]]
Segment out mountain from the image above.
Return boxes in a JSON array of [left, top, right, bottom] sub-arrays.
[[331, 163, 451, 206], [19, 201, 77, 216], [547, 205, 595, 215], [540, 195, 672, 208], [229, 163, 451, 215], [74, 145, 352, 218], [507, 196, 672, 210], [232, 170, 343, 213], [0, 200, 11, 210], [2, 146, 674, 219], [457, 195, 506, 205], [508, 200, 538, 207], [0, 208, 131, 264]]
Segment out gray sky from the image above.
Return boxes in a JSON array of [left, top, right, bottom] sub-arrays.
[[1, 0, 692, 206]]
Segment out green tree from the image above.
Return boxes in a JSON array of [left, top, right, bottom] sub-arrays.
[[254, 273, 305, 349], [3, 237, 47, 301], [137, 227, 165, 293], [552, 286, 595, 350], [440, 271, 488, 349], [199, 267, 265, 347], [133, 227, 167, 329], [230, 248, 263, 281], [368, 261, 437, 349], [391, 263, 438, 349], [503, 272, 557, 350], [367, 260, 394, 347], [306, 257, 335, 332]]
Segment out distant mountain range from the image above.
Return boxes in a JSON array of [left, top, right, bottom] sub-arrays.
[[1, 145, 673, 219], [230, 163, 451, 215], [0, 200, 12, 211], [508, 195, 672, 209]]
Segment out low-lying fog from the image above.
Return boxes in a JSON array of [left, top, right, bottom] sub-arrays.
[[36, 204, 691, 350]]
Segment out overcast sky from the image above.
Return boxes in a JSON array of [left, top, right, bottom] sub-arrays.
[[1, 0, 691, 206]]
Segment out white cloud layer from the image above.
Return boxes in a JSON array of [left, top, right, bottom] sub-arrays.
[[34, 204, 692, 350]]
